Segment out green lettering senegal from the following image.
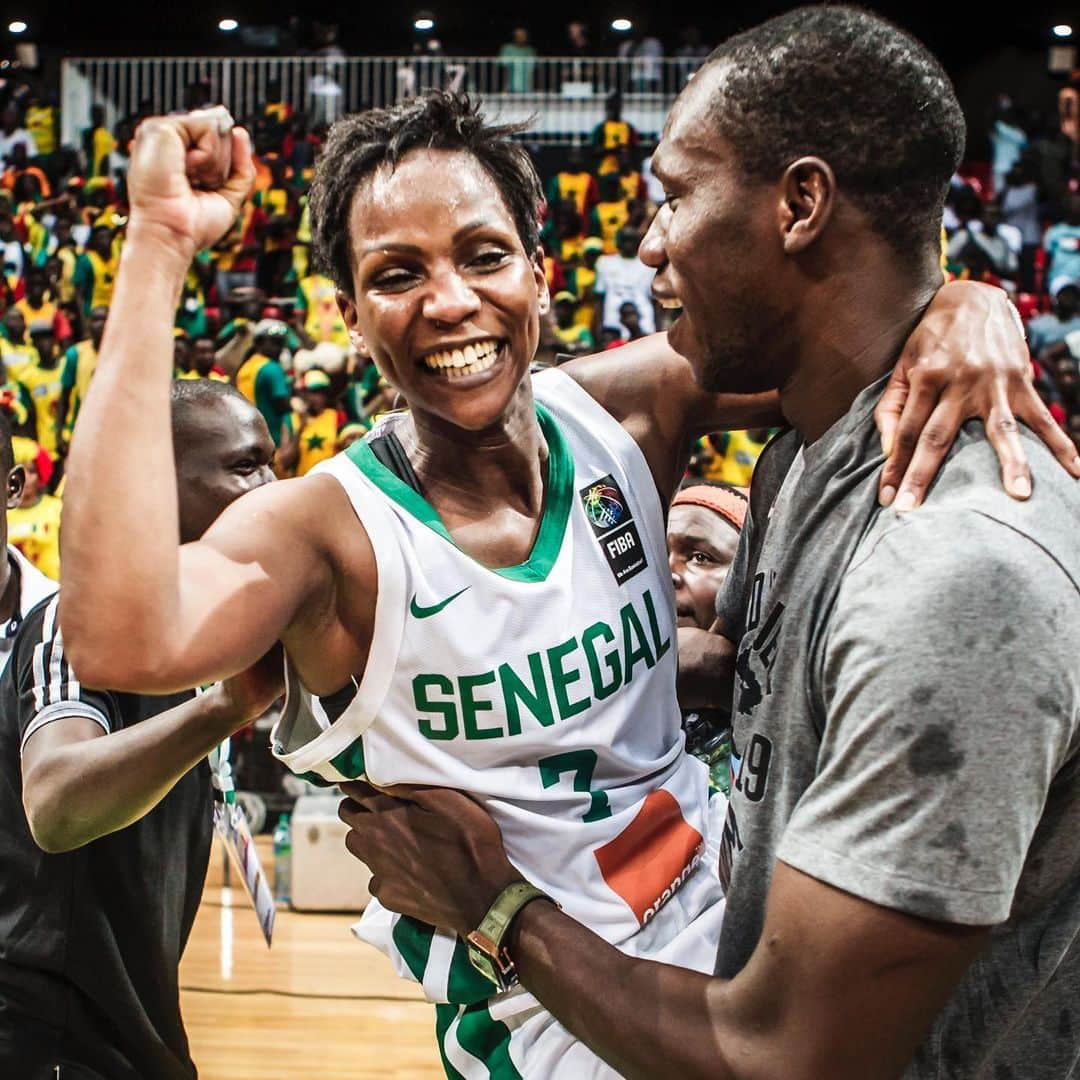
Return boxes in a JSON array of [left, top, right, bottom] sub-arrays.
[[413, 588, 672, 742]]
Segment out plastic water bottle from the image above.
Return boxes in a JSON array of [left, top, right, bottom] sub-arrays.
[[272, 813, 292, 905]]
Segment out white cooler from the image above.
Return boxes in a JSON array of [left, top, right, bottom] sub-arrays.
[[289, 792, 372, 912]]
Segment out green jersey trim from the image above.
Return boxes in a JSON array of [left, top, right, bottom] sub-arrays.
[[435, 1002, 522, 1080], [393, 916, 436, 983], [447, 938, 500, 1002], [346, 403, 574, 584], [390, 916, 502, 1006], [435, 1004, 467, 1080], [329, 735, 366, 779]]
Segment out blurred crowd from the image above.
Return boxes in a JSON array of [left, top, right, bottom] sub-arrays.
[[0, 71, 1074, 585]]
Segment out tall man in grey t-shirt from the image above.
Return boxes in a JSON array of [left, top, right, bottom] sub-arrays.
[[332, 8, 1080, 1078]]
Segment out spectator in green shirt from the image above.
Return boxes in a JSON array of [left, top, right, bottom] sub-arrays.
[[235, 321, 293, 448]]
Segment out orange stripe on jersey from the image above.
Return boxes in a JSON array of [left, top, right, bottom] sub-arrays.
[[594, 789, 704, 925]]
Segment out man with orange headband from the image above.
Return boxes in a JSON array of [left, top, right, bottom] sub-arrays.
[[668, 481, 748, 795], [668, 482, 748, 633]]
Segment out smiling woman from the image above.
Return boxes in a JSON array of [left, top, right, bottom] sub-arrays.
[[53, 86, 1078, 1080], [305, 96, 550, 444], [333, 145, 547, 437]]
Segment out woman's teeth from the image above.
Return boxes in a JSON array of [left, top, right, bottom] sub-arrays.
[[423, 340, 500, 378]]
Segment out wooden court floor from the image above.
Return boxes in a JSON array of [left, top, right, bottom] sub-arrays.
[[180, 837, 444, 1079]]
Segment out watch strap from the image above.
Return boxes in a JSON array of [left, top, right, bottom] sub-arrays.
[[466, 880, 552, 990]]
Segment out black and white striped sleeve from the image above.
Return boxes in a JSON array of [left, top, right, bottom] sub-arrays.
[[14, 595, 117, 755]]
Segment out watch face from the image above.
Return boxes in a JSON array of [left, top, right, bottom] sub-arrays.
[[467, 932, 517, 993], [468, 945, 499, 986]]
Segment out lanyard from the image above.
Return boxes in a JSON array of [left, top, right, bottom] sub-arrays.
[[207, 736, 236, 804], [197, 684, 235, 804], [199, 686, 275, 946]]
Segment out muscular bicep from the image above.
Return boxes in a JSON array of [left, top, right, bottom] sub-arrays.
[[561, 334, 779, 501], [73, 477, 342, 694], [718, 862, 988, 1080], [165, 480, 338, 689]]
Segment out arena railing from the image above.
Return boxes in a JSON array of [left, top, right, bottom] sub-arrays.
[[60, 55, 705, 148]]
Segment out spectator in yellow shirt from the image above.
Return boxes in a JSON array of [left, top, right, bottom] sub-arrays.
[[82, 105, 116, 178], [698, 428, 775, 487], [24, 95, 57, 157], [57, 305, 108, 454], [175, 336, 228, 382], [0, 309, 38, 376], [295, 271, 351, 350], [72, 226, 119, 317], [282, 368, 339, 477], [7, 446, 61, 580], [551, 292, 594, 355], [16, 269, 72, 346], [17, 323, 65, 460]]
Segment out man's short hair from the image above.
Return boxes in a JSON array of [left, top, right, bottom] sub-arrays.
[[309, 91, 543, 298], [169, 378, 248, 441], [703, 5, 965, 258]]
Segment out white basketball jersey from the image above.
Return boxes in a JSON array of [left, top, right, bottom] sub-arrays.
[[272, 368, 719, 1009]]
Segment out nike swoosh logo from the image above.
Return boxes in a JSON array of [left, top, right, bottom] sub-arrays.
[[410, 587, 470, 619]]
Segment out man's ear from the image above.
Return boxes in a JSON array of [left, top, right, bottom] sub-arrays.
[[777, 157, 835, 255], [337, 290, 370, 359], [7, 465, 24, 510]]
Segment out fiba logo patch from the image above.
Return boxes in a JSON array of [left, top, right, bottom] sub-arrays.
[[580, 473, 647, 585], [583, 483, 625, 530]]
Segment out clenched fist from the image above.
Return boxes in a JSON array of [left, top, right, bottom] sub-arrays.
[[127, 105, 255, 259]]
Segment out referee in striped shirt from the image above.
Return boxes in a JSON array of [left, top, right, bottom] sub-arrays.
[[0, 380, 282, 1079]]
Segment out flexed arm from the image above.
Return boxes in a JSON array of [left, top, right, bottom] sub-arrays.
[[58, 110, 318, 692]]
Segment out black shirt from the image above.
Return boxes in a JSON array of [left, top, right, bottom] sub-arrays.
[[0, 594, 211, 1078]]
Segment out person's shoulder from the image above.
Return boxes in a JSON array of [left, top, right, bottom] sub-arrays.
[[214, 470, 357, 549], [17, 591, 58, 636], [850, 431, 1080, 594], [6, 590, 61, 683], [256, 358, 287, 382]]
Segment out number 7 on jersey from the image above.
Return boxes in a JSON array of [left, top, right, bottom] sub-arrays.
[[538, 749, 613, 823]]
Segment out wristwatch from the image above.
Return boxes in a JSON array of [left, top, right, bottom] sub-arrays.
[[466, 880, 553, 992]]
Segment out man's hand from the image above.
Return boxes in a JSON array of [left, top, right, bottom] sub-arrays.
[[213, 644, 285, 723], [126, 106, 255, 258], [875, 280, 1080, 509], [677, 625, 736, 710], [338, 782, 520, 936]]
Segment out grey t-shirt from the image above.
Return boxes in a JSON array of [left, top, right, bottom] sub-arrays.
[[713, 374, 1080, 1079]]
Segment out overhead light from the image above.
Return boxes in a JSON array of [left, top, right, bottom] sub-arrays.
[[8, 20, 27, 34], [611, 18, 632, 32], [218, 18, 239, 32], [414, 17, 435, 31], [1053, 24, 1073, 38]]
